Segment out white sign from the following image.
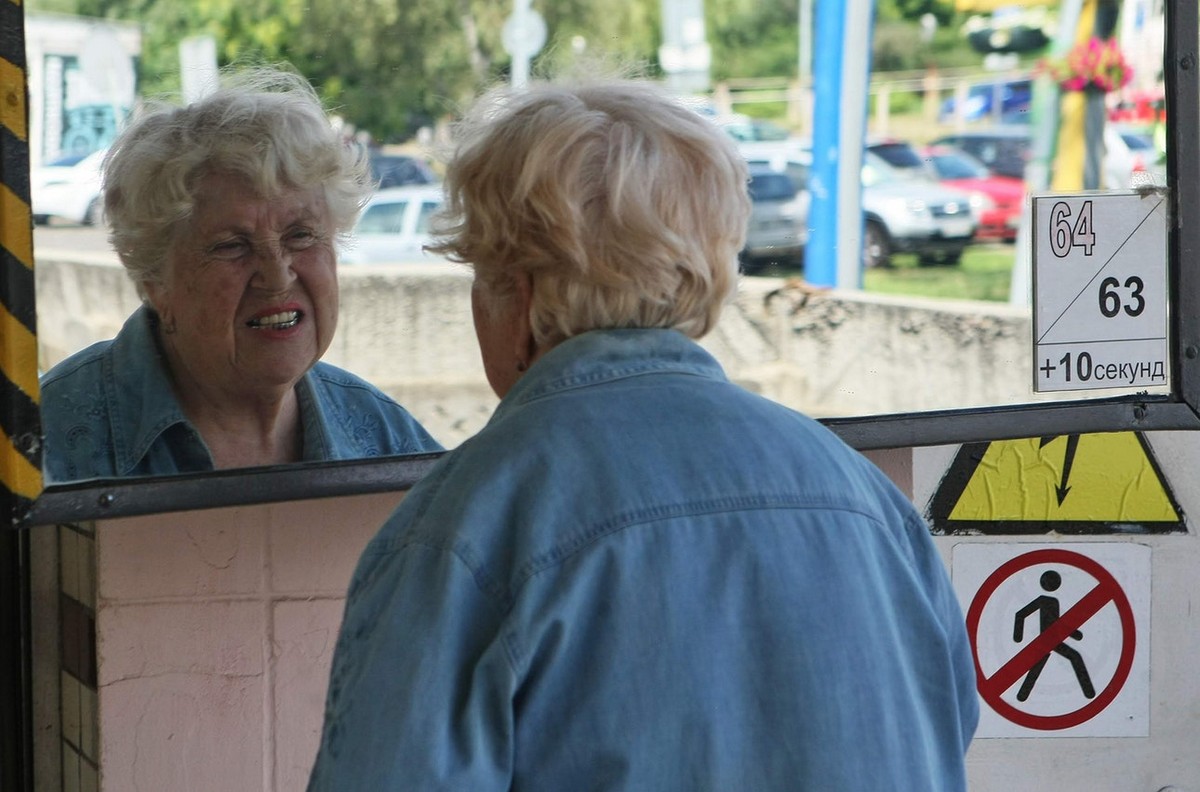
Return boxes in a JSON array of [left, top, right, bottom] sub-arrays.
[[952, 542, 1150, 738], [501, 9, 547, 57], [179, 35, 219, 105], [1032, 191, 1168, 393]]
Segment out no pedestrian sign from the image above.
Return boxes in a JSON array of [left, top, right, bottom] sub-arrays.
[[952, 543, 1150, 738], [1032, 191, 1168, 393]]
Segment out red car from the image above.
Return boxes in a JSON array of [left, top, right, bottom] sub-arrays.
[[921, 144, 1025, 243]]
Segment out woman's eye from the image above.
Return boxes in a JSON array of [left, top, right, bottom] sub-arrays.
[[209, 239, 249, 259], [285, 228, 320, 249]]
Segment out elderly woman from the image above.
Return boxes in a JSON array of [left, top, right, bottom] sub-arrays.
[[309, 77, 977, 790], [39, 67, 440, 481]]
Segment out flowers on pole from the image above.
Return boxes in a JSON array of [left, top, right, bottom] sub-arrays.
[[1038, 37, 1133, 92]]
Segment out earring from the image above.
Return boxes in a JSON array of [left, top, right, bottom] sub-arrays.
[[516, 359, 528, 373]]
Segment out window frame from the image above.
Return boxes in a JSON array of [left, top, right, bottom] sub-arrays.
[[8, 2, 1200, 527]]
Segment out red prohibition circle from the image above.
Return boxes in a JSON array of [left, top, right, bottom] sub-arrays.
[[965, 548, 1136, 731]]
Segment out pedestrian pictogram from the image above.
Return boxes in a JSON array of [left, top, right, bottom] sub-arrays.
[[953, 544, 1149, 738], [1013, 570, 1094, 702], [928, 431, 1184, 534]]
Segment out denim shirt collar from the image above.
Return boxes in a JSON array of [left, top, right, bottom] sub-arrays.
[[101, 305, 336, 474], [492, 328, 728, 424], [103, 305, 200, 475]]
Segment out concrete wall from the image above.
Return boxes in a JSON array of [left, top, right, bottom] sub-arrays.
[[34, 254, 1063, 450]]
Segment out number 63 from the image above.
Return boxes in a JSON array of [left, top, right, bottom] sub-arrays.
[[1099, 276, 1145, 318]]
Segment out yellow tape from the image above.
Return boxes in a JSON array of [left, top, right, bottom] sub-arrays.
[[0, 425, 42, 500], [0, 184, 34, 270], [0, 57, 28, 143], [0, 303, 38, 399]]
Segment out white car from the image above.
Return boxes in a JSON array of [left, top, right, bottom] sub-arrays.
[[31, 149, 106, 226], [341, 184, 444, 264]]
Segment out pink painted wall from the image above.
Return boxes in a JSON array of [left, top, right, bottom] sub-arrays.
[[93, 492, 405, 791], [84, 455, 915, 791]]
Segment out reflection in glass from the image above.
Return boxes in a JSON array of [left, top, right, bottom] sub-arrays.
[[26, 2, 1172, 487], [35, 67, 441, 483]]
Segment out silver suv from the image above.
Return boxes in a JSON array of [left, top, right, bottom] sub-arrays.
[[743, 142, 976, 270], [860, 151, 977, 268], [740, 165, 808, 272]]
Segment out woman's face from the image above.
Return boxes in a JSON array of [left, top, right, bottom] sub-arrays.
[[146, 171, 339, 401]]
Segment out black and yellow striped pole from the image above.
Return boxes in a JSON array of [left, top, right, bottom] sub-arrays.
[[1, 0, 43, 525]]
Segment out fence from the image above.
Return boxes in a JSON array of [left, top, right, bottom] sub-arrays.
[[713, 67, 1028, 139]]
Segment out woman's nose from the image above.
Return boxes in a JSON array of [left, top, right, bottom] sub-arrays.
[[253, 243, 296, 290]]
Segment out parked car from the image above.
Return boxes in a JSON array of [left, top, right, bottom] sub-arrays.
[[860, 151, 977, 268], [743, 142, 976, 269], [368, 152, 438, 189], [921, 144, 1025, 243], [740, 165, 808, 271], [1114, 124, 1166, 185], [31, 149, 105, 225], [716, 114, 792, 144], [341, 184, 443, 264], [931, 125, 1030, 180], [867, 137, 937, 178], [932, 124, 1144, 189], [939, 78, 1033, 123]]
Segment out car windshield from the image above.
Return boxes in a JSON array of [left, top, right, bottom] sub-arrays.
[[1120, 131, 1155, 151], [870, 141, 925, 170], [369, 154, 435, 189], [861, 152, 910, 187], [357, 200, 408, 234], [747, 172, 796, 201], [45, 152, 90, 167], [929, 150, 989, 180]]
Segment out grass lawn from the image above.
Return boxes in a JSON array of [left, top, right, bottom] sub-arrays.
[[863, 243, 1016, 302], [748, 242, 1018, 302]]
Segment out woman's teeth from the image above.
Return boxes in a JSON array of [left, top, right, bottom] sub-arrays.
[[248, 311, 301, 329]]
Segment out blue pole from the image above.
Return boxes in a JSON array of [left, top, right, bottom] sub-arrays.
[[805, 0, 876, 288]]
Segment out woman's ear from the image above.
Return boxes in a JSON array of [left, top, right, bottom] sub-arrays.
[[511, 272, 539, 367], [142, 280, 175, 333]]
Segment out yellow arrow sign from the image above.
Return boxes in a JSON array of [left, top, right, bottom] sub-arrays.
[[928, 432, 1184, 533]]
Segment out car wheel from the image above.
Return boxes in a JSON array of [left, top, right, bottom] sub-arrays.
[[84, 197, 105, 227], [863, 220, 892, 269]]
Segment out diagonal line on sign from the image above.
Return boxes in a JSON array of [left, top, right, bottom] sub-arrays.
[[1037, 198, 1163, 344], [979, 583, 1112, 700]]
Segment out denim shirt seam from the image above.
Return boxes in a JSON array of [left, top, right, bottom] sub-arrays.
[[369, 488, 894, 672], [507, 363, 723, 410], [510, 493, 892, 588]]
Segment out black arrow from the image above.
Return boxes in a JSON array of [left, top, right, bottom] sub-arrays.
[[1038, 434, 1080, 505]]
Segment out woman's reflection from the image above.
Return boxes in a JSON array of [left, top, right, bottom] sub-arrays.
[[38, 65, 441, 481]]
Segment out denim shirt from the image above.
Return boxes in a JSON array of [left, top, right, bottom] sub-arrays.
[[308, 328, 978, 792], [39, 305, 441, 482]]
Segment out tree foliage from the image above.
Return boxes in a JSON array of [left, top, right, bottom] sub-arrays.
[[27, 0, 974, 140]]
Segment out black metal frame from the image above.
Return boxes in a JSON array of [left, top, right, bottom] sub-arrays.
[[1, 9, 1196, 792]]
